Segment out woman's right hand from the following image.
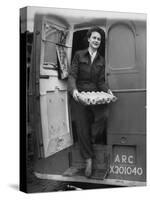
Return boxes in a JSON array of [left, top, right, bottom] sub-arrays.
[[73, 89, 79, 101]]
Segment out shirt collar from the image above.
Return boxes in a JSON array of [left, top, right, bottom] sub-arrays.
[[88, 48, 97, 57]]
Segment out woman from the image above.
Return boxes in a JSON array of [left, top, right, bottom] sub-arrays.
[[68, 26, 113, 177]]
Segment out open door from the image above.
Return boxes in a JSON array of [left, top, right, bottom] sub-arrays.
[[33, 15, 73, 158]]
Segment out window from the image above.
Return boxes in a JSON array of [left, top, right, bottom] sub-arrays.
[[108, 24, 135, 70], [42, 21, 69, 79], [44, 26, 60, 64]]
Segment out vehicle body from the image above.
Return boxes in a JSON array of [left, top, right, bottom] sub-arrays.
[[29, 7, 146, 187]]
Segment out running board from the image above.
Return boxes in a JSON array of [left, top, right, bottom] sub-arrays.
[[34, 171, 146, 187], [63, 166, 109, 180]]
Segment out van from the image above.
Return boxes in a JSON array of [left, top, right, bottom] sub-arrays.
[[28, 7, 146, 187]]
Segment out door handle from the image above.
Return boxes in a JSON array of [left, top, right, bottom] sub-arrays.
[[43, 62, 58, 70]]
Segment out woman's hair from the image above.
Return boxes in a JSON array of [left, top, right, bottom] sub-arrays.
[[86, 26, 102, 39]]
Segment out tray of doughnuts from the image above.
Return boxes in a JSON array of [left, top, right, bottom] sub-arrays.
[[77, 91, 117, 105]]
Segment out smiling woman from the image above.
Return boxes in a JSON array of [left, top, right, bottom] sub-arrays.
[[68, 26, 113, 177]]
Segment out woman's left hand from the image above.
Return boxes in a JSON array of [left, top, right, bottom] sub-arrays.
[[107, 89, 113, 96]]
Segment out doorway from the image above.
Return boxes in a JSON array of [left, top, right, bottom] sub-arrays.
[[70, 27, 107, 144]]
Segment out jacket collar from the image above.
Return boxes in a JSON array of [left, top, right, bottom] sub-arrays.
[[82, 48, 101, 59]]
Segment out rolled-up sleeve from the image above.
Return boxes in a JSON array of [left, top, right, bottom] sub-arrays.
[[68, 52, 79, 94]]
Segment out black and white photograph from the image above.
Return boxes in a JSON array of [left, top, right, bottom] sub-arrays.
[[20, 5, 147, 194]]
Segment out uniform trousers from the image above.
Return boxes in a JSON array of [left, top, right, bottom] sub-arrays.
[[71, 97, 109, 159]]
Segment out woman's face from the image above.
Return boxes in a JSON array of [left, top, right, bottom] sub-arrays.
[[88, 31, 101, 50]]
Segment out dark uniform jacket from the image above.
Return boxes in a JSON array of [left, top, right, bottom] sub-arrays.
[[68, 49, 108, 93]]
